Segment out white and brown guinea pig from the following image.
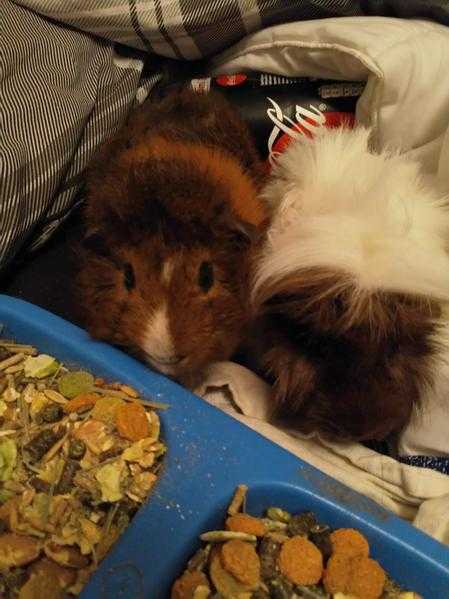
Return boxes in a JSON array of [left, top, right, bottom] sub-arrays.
[[77, 87, 268, 386], [251, 126, 449, 442]]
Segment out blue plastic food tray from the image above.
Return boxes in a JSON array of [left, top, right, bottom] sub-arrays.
[[1, 294, 448, 599]]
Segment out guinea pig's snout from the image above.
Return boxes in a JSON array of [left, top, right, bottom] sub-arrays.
[[148, 353, 185, 366], [145, 353, 187, 376], [141, 306, 187, 375]]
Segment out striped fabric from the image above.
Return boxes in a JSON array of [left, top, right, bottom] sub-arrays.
[[0, 2, 161, 271], [1, 0, 448, 272], [9, 0, 362, 58]]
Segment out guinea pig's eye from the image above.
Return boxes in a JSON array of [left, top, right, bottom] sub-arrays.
[[198, 261, 214, 293], [332, 296, 344, 316], [123, 262, 135, 291]]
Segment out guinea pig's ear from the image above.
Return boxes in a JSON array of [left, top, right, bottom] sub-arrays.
[[81, 230, 111, 258], [230, 219, 261, 243], [219, 208, 266, 246]]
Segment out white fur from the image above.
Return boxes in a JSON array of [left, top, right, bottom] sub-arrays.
[[142, 303, 177, 374], [253, 127, 449, 303]]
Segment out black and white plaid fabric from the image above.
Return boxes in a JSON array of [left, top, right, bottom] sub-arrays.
[[1, 0, 449, 272], [8, 1, 362, 59]]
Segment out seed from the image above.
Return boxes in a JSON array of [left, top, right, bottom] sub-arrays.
[[267, 576, 294, 599], [310, 529, 333, 561], [119, 384, 139, 398], [43, 389, 68, 404], [68, 439, 86, 460], [199, 530, 257, 543], [24, 429, 62, 462], [29, 477, 51, 493], [4, 363, 24, 374], [41, 403, 63, 423], [287, 511, 318, 537], [57, 460, 80, 494], [259, 535, 282, 580], [0, 353, 25, 371], [261, 518, 288, 532]]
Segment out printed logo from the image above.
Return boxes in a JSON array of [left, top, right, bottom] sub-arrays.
[[266, 97, 355, 165], [190, 78, 212, 93], [215, 74, 247, 87]]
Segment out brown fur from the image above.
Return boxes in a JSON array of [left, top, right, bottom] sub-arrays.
[[76, 87, 268, 384], [250, 267, 443, 441]]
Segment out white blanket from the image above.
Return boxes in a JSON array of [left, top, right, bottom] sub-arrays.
[[211, 16, 449, 175]]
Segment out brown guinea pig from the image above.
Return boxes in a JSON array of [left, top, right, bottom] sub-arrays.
[[76, 87, 268, 387], [250, 126, 449, 442]]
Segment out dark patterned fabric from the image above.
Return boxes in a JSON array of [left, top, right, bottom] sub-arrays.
[[361, 0, 449, 25], [398, 455, 449, 475]]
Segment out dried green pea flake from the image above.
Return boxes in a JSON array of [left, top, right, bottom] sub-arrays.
[[40, 403, 63, 423], [0, 438, 17, 481], [58, 371, 94, 399], [23, 354, 59, 379], [68, 439, 86, 460], [95, 462, 124, 502]]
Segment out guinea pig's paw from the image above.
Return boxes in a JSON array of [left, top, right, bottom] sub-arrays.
[[176, 369, 207, 393], [263, 346, 317, 413]]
